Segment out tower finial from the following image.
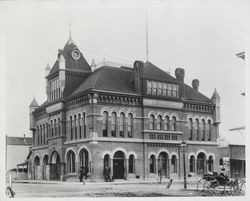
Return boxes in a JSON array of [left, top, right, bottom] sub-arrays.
[[146, 9, 149, 62]]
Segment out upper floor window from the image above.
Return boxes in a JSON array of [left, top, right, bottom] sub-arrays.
[[208, 120, 212, 141], [201, 119, 205, 141], [147, 80, 178, 98], [83, 112, 86, 138], [171, 116, 177, 131], [102, 111, 108, 137], [188, 118, 193, 140], [128, 113, 133, 138], [157, 116, 162, 130], [111, 112, 117, 137], [119, 113, 125, 137], [49, 78, 61, 102], [78, 114, 81, 139], [149, 114, 155, 130], [164, 116, 170, 130]]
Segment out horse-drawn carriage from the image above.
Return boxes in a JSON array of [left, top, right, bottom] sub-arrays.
[[196, 172, 245, 196]]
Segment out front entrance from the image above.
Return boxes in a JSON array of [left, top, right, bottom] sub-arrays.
[[113, 151, 125, 179], [50, 151, 61, 180], [197, 152, 206, 176], [158, 152, 169, 178]]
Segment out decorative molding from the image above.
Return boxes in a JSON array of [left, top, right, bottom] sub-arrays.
[[183, 103, 214, 113], [98, 94, 142, 106]]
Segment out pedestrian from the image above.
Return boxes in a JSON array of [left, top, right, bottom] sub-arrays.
[[103, 164, 111, 182], [219, 167, 229, 181], [79, 166, 84, 182]]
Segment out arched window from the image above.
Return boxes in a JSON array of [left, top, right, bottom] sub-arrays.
[[188, 118, 193, 140], [129, 155, 135, 174], [171, 155, 177, 173], [74, 115, 77, 139], [119, 113, 125, 137], [78, 114, 81, 139], [195, 119, 199, 140], [70, 116, 73, 140], [150, 155, 156, 173], [43, 124, 46, 145], [157, 116, 162, 130], [54, 119, 57, 136], [37, 126, 39, 146], [51, 120, 54, 137], [111, 112, 117, 137], [171, 116, 177, 131], [67, 151, 75, 173], [40, 125, 43, 146], [208, 120, 212, 141], [164, 116, 170, 130], [208, 156, 214, 172], [83, 112, 86, 138], [102, 111, 108, 137], [190, 155, 195, 172], [58, 118, 61, 136], [149, 114, 155, 130], [128, 113, 133, 138], [201, 119, 205, 141]]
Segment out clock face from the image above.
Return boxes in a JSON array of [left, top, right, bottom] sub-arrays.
[[71, 50, 80, 60]]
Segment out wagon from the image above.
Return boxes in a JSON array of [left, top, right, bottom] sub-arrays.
[[196, 173, 245, 196]]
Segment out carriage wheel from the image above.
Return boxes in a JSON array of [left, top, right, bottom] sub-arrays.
[[234, 180, 246, 196], [223, 181, 234, 196], [197, 178, 207, 196], [203, 178, 220, 196]]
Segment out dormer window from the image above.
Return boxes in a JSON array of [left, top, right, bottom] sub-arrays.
[[49, 78, 61, 102], [147, 80, 178, 98]]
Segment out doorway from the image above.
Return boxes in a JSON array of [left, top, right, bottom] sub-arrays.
[[113, 151, 125, 179]]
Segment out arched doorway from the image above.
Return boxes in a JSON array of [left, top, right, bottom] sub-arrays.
[[34, 156, 40, 180], [79, 149, 90, 175], [50, 150, 61, 180], [42, 155, 49, 180], [113, 151, 125, 179], [158, 152, 169, 178], [66, 151, 76, 174], [197, 152, 206, 176]]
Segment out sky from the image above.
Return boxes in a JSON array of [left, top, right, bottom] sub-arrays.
[[0, 0, 249, 139]]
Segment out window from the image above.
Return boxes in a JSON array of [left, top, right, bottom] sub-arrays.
[[157, 116, 162, 130], [70, 116, 73, 140], [171, 116, 177, 131], [49, 78, 61, 102], [78, 114, 81, 139], [119, 113, 125, 137], [51, 120, 54, 137], [128, 113, 133, 137], [164, 116, 170, 130], [43, 124, 46, 145], [157, 82, 162, 96], [37, 126, 39, 146], [83, 112, 86, 138], [150, 155, 156, 173], [147, 81, 152, 95], [208, 156, 214, 172], [171, 155, 177, 173], [195, 119, 199, 140], [74, 115, 77, 139], [208, 120, 212, 141], [190, 155, 195, 172], [172, 85, 177, 97], [129, 155, 135, 173], [149, 114, 155, 130], [152, 82, 157, 95], [188, 118, 193, 140], [54, 119, 57, 136], [67, 151, 75, 173], [167, 84, 172, 96], [162, 83, 167, 96], [40, 125, 43, 145], [102, 112, 108, 137], [58, 118, 61, 136], [201, 119, 205, 141], [111, 112, 117, 137]]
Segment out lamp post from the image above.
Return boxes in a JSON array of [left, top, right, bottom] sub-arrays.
[[180, 141, 188, 189]]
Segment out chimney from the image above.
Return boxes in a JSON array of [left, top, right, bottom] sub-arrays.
[[133, 60, 144, 93], [175, 68, 185, 82], [192, 79, 199, 91]]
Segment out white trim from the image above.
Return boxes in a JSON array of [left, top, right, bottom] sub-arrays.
[[170, 113, 179, 120], [148, 111, 157, 119], [207, 153, 216, 160], [127, 110, 136, 118], [163, 112, 171, 119], [156, 149, 171, 159], [143, 130, 183, 135], [65, 148, 76, 162], [33, 154, 41, 164], [92, 89, 139, 96], [42, 154, 49, 164], [77, 145, 92, 161], [110, 108, 119, 117], [170, 152, 179, 159], [196, 149, 208, 159], [111, 147, 128, 159], [101, 151, 112, 159], [127, 151, 138, 159], [187, 152, 196, 159], [101, 108, 111, 116], [148, 152, 157, 159]]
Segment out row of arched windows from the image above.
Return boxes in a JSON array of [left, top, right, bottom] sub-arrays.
[[35, 118, 61, 146], [69, 113, 86, 140], [149, 155, 177, 173], [189, 155, 214, 173], [149, 115, 177, 131], [103, 112, 134, 138], [187, 118, 212, 141]]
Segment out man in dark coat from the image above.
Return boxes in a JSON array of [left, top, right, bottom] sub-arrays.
[[103, 165, 111, 182], [79, 167, 84, 182]]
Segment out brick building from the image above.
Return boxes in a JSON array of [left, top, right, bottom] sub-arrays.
[[27, 36, 221, 181]]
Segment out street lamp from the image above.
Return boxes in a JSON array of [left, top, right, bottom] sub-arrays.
[[180, 141, 188, 189]]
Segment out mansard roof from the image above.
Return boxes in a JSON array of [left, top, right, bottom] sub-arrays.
[[49, 36, 91, 75], [183, 84, 211, 103], [72, 66, 136, 95]]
